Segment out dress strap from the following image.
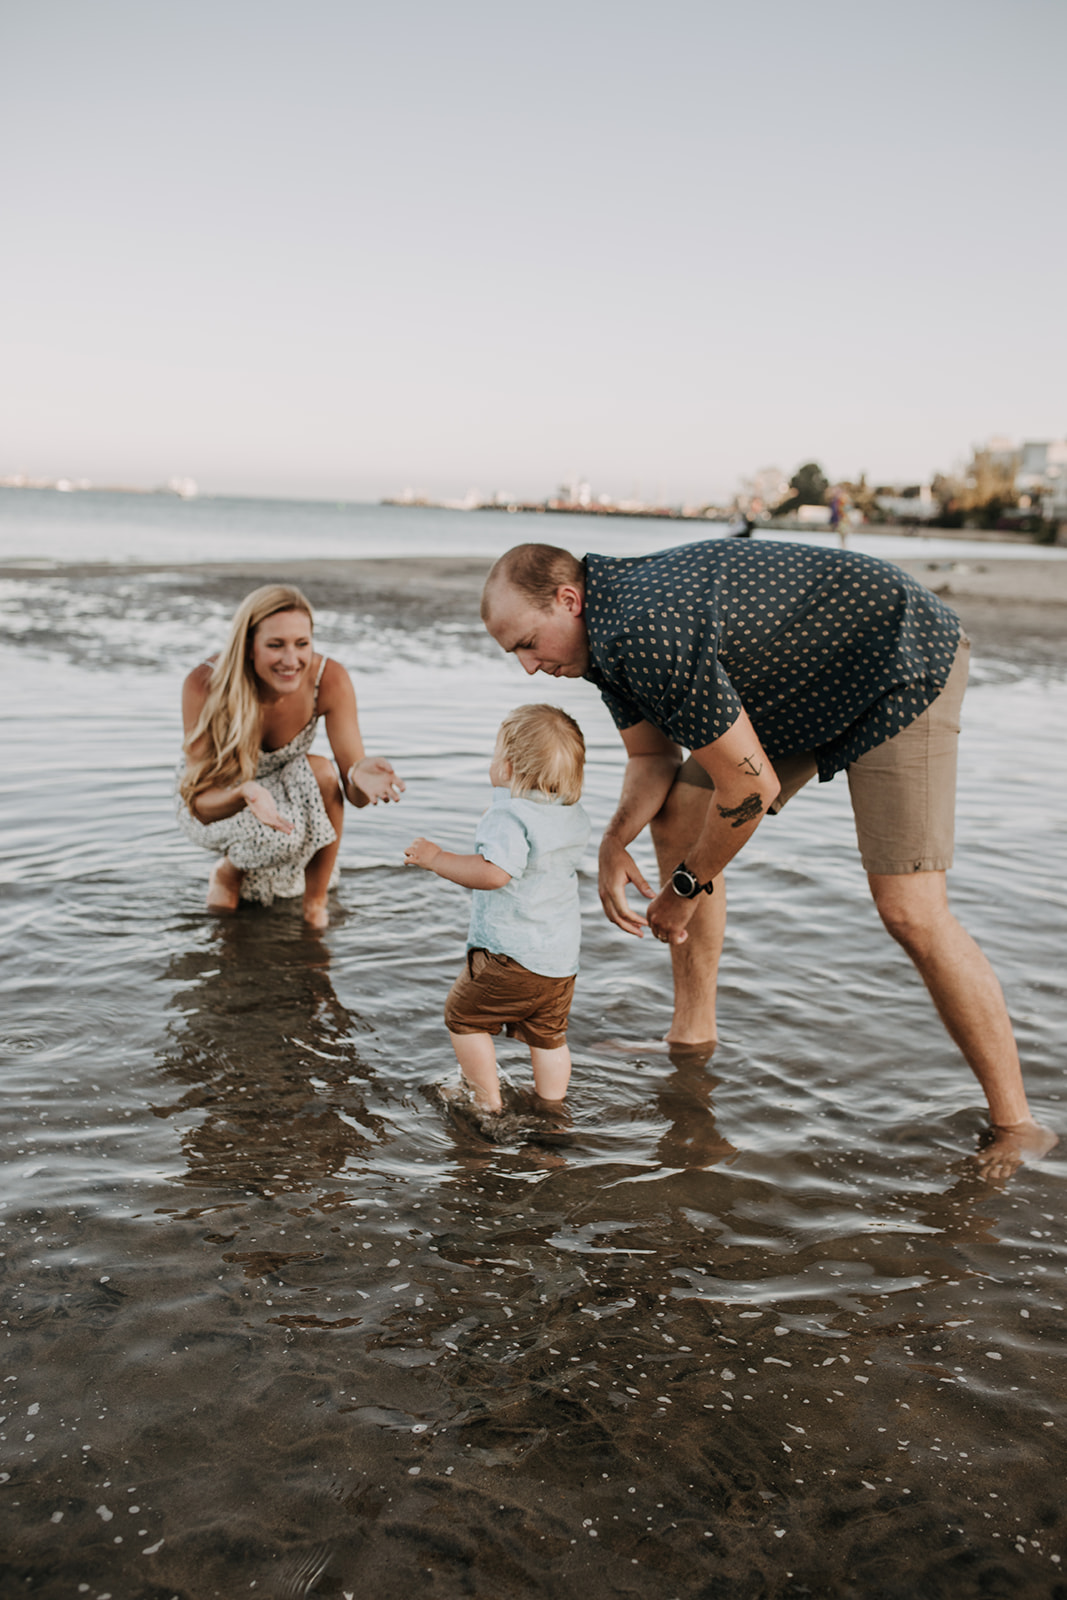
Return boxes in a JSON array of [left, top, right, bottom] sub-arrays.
[[313, 655, 329, 703]]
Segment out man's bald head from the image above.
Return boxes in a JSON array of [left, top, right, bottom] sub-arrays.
[[481, 543, 590, 679], [480, 544, 585, 624]]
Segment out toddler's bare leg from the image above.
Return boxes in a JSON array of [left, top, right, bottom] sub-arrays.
[[448, 1031, 502, 1112], [207, 858, 243, 912], [530, 1043, 571, 1102]]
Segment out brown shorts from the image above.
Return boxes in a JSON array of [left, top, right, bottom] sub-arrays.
[[675, 638, 970, 876], [444, 949, 575, 1050]]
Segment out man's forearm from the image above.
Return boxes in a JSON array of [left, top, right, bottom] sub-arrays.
[[678, 786, 769, 882], [602, 752, 682, 849]]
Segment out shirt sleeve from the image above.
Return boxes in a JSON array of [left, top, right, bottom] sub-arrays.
[[474, 802, 530, 879], [595, 679, 645, 732]]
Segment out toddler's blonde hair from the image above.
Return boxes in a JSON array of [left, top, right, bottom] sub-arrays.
[[498, 704, 585, 805]]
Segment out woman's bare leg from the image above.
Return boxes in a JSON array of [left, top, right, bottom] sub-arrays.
[[448, 1030, 502, 1112], [207, 857, 243, 912], [530, 1043, 571, 1102], [303, 755, 345, 929]]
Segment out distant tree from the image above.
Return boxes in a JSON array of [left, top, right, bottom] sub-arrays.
[[772, 461, 829, 518], [931, 447, 1019, 529]]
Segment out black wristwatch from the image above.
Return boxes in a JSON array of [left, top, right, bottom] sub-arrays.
[[671, 861, 715, 899]]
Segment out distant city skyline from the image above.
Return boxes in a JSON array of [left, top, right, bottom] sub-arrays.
[[2, 1, 1064, 505]]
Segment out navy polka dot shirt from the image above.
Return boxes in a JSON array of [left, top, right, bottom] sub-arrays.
[[583, 539, 962, 782]]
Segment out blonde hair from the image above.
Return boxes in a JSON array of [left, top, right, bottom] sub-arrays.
[[498, 704, 585, 805], [180, 584, 314, 807]]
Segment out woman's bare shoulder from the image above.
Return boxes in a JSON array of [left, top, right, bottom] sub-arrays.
[[182, 657, 217, 708], [317, 655, 356, 705]]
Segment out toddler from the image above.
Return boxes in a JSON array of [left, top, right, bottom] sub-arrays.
[[404, 704, 591, 1112]]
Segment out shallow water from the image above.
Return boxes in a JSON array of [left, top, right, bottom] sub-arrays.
[[2, 503, 1066, 1598]]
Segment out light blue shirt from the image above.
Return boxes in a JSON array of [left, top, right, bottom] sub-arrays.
[[467, 787, 591, 978]]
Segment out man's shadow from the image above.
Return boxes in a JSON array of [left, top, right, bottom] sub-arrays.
[[152, 916, 387, 1196]]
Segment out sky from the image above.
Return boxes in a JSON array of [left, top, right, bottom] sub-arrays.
[[2, 0, 1064, 504]]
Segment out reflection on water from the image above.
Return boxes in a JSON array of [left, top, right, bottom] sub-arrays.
[[1, 555, 1066, 1598], [154, 920, 384, 1195]]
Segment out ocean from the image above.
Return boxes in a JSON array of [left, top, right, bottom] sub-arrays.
[[1, 488, 1065, 1598]]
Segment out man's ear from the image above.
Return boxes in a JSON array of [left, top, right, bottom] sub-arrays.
[[556, 584, 585, 615]]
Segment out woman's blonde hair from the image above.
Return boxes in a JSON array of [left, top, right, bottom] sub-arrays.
[[179, 584, 314, 806], [498, 704, 585, 805]]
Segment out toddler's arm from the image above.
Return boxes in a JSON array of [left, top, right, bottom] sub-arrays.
[[404, 837, 511, 891]]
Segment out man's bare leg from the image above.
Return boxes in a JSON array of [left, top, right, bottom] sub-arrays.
[[870, 870, 1056, 1171], [650, 780, 727, 1047], [303, 755, 345, 930], [207, 857, 243, 912]]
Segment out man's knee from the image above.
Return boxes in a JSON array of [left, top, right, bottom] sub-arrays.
[[650, 779, 711, 855], [870, 871, 948, 953]]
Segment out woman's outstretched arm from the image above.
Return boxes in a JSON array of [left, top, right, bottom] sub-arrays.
[[317, 658, 405, 808]]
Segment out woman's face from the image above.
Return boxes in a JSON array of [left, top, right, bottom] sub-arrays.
[[250, 609, 313, 696]]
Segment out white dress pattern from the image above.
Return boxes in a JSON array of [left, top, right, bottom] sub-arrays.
[[176, 657, 338, 905]]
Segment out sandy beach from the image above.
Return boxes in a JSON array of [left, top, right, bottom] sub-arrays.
[[4, 547, 1065, 651]]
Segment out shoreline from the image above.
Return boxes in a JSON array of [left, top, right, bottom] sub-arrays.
[[4, 549, 1067, 605], [3, 553, 1064, 671]]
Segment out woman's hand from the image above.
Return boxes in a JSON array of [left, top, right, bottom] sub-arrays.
[[404, 838, 442, 871], [348, 757, 405, 805], [241, 782, 295, 834]]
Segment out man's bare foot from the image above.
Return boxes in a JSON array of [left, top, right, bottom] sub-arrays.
[[598, 1037, 717, 1067], [303, 897, 330, 930], [976, 1118, 1058, 1180], [206, 859, 242, 913]]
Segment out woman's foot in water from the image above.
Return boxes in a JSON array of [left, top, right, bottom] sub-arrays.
[[207, 858, 243, 913], [302, 894, 330, 931]]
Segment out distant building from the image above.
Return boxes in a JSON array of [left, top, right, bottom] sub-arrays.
[[1017, 439, 1067, 515], [874, 484, 938, 521]]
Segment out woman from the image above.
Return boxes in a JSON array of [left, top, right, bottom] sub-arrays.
[[178, 583, 403, 929]]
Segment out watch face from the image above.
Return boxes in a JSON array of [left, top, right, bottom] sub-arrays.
[[672, 867, 698, 898]]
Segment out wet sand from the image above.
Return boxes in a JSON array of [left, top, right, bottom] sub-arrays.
[[3, 548, 1066, 659]]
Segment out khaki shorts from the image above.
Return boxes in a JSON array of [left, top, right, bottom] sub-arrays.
[[444, 948, 575, 1050], [675, 638, 970, 875]]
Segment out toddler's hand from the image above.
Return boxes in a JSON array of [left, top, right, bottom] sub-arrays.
[[404, 837, 442, 871]]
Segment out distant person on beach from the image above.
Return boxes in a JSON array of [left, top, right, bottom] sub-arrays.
[[828, 487, 849, 547], [480, 541, 1055, 1172], [404, 704, 591, 1113], [178, 583, 404, 929]]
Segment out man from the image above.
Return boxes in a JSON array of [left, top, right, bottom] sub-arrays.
[[481, 539, 1054, 1172]]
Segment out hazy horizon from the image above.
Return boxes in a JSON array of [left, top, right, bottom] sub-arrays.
[[3, 0, 1064, 504]]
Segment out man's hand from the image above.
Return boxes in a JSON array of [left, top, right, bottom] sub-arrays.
[[598, 835, 655, 936], [241, 782, 295, 834], [404, 837, 442, 871], [646, 883, 699, 945]]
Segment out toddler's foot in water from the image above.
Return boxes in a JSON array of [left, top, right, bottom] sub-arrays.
[[977, 1118, 1058, 1181], [302, 895, 330, 931], [206, 859, 242, 913]]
